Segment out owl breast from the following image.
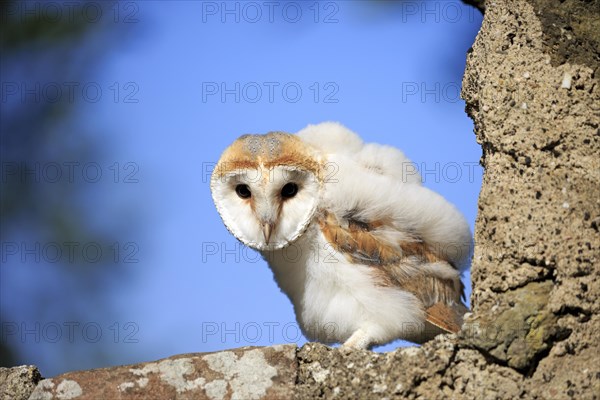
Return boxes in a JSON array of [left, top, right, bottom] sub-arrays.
[[263, 221, 426, 346]]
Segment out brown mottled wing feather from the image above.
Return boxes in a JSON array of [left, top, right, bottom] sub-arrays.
[[317, 210, 437, 269], [318, 210, 469, 335], [425, 301, 469, 334]]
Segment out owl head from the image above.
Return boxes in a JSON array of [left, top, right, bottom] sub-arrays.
[[211, 132, 322, 251]]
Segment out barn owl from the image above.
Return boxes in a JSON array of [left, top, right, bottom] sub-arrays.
[[211, 122, 472, 349]]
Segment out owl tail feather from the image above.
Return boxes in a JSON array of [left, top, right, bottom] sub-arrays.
[[425, 301, 469, 334]]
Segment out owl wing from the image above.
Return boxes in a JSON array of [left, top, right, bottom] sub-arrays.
[[317, 210, 468, 335], [319, 150, 473, 271], [314, 142, 472, 334]]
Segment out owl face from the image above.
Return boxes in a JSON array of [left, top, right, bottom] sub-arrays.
[[211, 133, 322, 251]]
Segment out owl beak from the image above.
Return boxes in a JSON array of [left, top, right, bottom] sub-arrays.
[[262, 222, 274, 244]]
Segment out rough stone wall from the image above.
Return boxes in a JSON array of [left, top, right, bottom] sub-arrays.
[[460, 1, 599, 398], [2, 1, 599, 399]]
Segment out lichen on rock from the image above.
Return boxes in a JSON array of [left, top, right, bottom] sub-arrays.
[[23, 345, 297, 400]]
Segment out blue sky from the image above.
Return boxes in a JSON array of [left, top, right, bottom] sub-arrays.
[[1, 1, 483, 377]]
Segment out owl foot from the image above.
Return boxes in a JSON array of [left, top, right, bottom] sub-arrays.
[[342, 329, 371, 350]]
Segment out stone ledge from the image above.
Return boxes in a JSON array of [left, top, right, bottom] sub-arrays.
[[26, 345, 297, 400]]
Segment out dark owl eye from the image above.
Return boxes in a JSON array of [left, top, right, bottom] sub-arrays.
[[281, 182, 298, 199], [235, 184, 251, 199]]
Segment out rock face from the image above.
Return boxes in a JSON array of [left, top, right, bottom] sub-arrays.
[[460, 0, 599, 398], [2, 1, 598, 399]]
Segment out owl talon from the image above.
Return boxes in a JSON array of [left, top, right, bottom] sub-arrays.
[[342, 329, 371, 350]]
